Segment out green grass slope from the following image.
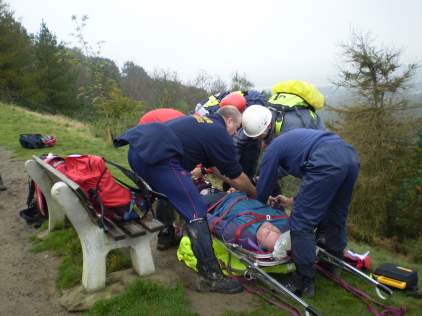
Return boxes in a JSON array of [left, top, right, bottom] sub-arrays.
[[1, 102, 421, 315]]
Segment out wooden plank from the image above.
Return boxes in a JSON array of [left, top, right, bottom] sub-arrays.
[[137, 217, 164, 233], [102, 217, 127, 240], [115, 221, 147, 238]]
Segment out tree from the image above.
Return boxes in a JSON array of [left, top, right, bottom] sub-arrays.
[[120, 61, 153, 103], [230, 71, 254, 91], [33, 22, 79, 113], [93, 82, 145, 144], [151, 68, 182, 109], [330, 32, 420, 241], [192, 69, 227, 95], [0, 1, 37, 104]]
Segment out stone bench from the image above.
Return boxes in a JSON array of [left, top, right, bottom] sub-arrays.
[[25, 155, 163, 292]]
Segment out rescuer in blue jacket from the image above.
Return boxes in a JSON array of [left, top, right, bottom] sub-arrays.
[[254, 128, 360, 297], [114, 106, 256, 294]]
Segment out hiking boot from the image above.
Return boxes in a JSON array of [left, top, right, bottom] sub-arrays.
[[156, 226, 180, 251], [186, 218, 243, 294], [197, 261, 243, 294], [280, 273, 315, 298], [0, 175, 6, 191]]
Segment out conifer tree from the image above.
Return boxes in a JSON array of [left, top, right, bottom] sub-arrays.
[[0, 1, 37, 104], [33, 22, 79, 113], [330, 32, 420, 240]]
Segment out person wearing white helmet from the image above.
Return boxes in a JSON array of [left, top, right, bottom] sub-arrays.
[[241, 104, 273, 139], [234, 81, 326, 187]]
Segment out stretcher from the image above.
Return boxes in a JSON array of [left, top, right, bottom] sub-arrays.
[[201, 193, 393, 315], [220, 241, 394, 316]]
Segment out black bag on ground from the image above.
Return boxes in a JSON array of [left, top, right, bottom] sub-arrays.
[[19, 134, 45, 149], [373, 263, 419, 293], [19, 134, 56, 149]]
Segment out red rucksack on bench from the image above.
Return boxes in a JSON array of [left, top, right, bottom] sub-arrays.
[[20, 154, 155, 226]]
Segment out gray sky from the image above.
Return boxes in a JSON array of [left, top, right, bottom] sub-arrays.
[[8, 0, 422, 90]]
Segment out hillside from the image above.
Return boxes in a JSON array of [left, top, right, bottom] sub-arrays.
[[1, 101, 421, 315]]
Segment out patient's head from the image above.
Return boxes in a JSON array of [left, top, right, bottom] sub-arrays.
[[256, 222, 281, 251]]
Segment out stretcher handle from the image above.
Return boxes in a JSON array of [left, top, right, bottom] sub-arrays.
[[305, 305, 321, 316], [376, 283, 393, 297]]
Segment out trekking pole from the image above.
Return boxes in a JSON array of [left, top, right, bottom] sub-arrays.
[[224, 243, 321, 316], [317, 247, 393, 299]]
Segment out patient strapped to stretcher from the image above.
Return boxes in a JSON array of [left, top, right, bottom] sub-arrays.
[[203, 192, 291, 259]]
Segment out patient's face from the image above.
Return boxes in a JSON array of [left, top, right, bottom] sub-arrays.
[[256, 222, 281, 251]]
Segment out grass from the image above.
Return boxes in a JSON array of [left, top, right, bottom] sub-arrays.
[[2, 101, 422, 315], [87, 281, 197, 316]]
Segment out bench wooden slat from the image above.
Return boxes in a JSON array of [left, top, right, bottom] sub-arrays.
[[102, 217, 128, 240], [137, 217, 164, 233], [116, 221, 147, 237]]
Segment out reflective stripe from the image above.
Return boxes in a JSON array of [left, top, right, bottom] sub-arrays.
[[268, 93, 308, 108], [275, 118, 283, 136]]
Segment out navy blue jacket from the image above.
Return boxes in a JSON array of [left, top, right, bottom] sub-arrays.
[[256, 128, 344, 202], [115, 114, 243, 179]]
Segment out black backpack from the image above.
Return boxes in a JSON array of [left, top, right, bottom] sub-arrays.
[[19, 134, 56, 149]]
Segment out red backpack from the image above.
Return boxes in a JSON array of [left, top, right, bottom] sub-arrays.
[[20, 154, 156, 226]]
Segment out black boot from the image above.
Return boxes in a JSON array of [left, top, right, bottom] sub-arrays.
[[156, 199, 180, 250], [157, 225, 181, 250], [0, 175, 6, 191], [280, 272, 315, 298], [186, 218, 243, 294]]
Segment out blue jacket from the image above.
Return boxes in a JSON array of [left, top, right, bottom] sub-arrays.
[[257, 128, 346, 202], [115, 114, 243, 179]]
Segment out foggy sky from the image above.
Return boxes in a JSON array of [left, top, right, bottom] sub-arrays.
[[8, 0, 422, 90]]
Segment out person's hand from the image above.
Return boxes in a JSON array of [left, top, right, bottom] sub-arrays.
[[276, 195, 294, 209], [267, 196, 279, 207], [267, 195, 294, 209], [227, 187, 237, 193], [190, 166, 203, 181]]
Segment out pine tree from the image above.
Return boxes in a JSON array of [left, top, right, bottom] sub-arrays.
[[0, 1, 38, 104], [33, 22, 79, 113], [330, 32, 420, 240]]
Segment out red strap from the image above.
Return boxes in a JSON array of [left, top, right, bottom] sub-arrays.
[[234, 211, 288, 241], [207, 192, 229, 213], [209, 196, 249, 233], [238, 279, 302, 316], [316, 264, 406, 316]]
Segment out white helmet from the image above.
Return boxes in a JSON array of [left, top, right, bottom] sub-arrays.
[[242, 104, 272, 138]]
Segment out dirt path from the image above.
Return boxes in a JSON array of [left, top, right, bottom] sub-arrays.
[[0, 147, 72, 315], [0, 147, 257, 316]]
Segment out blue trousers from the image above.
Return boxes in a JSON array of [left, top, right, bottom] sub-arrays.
[[128, 150, 207, 222], [289, 141, 360, 279]]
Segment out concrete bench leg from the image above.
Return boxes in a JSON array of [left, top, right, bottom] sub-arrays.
[[81, 242, 107, 292], [130, 235, 155, 276]]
